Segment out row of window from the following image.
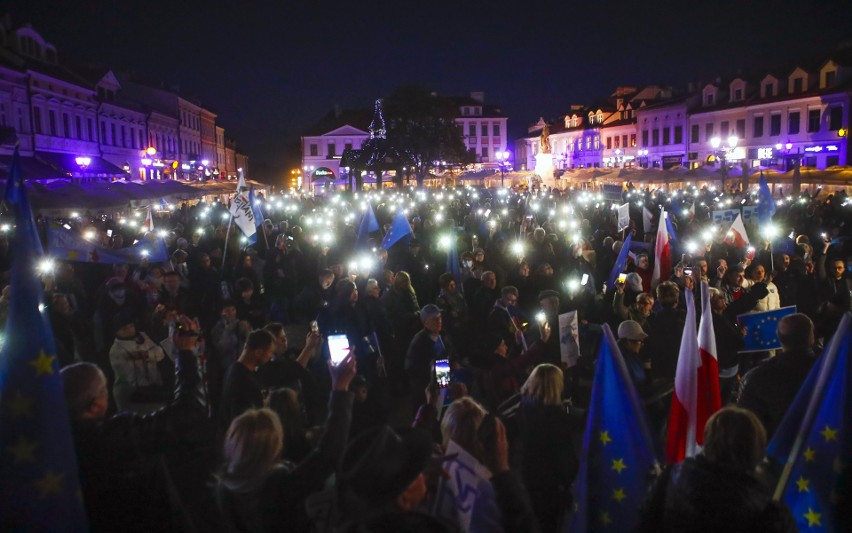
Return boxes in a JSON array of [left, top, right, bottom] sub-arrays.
[[605, 134, 639, 150], [308, 141, 355, 157], [704, 72, 837, 106], [181, 110, 200, 131], [687, 107, 844, 144], [466, 123, 501, 137]]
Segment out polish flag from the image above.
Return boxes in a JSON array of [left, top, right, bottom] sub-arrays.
[[666, 281, 722, 463], [725, 213, 749, 248], [651, 207, 672, 289], [143, 205, 154, 233]]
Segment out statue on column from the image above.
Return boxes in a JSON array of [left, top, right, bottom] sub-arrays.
[[540, 124, 551, 154]]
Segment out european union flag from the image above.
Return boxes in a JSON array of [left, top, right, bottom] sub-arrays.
[[569, 324, 658, 532], [356, 202, 380, 246], [381, 210, 412, 250], [736, 306, 797, 353], [247, 185, 265, 245], [0, 148, 89, 530], [766, 312, 851, 532], [757, 172, 776, 224], [446, 229, 461, 289], [607, 233, 632, 290]]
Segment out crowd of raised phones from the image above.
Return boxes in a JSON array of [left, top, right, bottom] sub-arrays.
[[3, 183, 850, 532]]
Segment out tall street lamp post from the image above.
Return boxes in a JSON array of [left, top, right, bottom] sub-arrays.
[[496, 150, 510, 188]]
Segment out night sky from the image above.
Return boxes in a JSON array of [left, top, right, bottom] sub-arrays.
[[8, 0, 852, 182]]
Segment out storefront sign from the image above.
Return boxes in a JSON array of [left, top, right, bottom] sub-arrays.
[[804, 144, 840, 153], [313, 167, 335, 178]]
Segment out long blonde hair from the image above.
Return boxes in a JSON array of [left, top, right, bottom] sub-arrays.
[[441, 397, 487, 462], [393, 270, 416, 296], [521, 364, 564, 406], [222, 408, 283, 489]]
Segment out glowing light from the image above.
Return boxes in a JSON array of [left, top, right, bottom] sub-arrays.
[[0, 224, 10, 233], [685, 240, 698, 254], [84, 230, 95, 240], [511, 241, 525, 257], [140, 249, 150, 258], [157, 230, 168, 238], [535, 312, 546, 323], [37, 258, 55, 275], [438, 234, 452, 250], [761, 223, 779, 240], [70, 211, 79, 218]]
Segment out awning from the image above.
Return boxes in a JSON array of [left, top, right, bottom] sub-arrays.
[[0, 153, 66, 180], [34, 151, 129, 177]]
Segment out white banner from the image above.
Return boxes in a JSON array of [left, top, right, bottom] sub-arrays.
[[433, 440, 493, 531], [617, 203, 630, 232], [229, 192, 257, 237], [711, 206, 757, 224], [558, 311, 580, 368]]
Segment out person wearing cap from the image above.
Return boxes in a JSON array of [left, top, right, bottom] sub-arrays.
[[617, 320, 652, 392], [405, 303, 455, 410]]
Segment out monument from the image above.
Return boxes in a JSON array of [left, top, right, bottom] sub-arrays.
[[534, 123, 556, 188]]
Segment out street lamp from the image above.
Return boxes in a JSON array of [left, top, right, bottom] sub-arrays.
[[710, 135, 738, 190], [496, 150, 510, 188]]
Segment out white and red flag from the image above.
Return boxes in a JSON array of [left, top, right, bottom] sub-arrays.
[[651, 207, 672, 289], [142, 205, 154, 233], [725, 213, 750, 248], [666, 281, 722, 463]]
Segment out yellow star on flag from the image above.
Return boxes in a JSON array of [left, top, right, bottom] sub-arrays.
[[7, 436, 38, 464], [796, 476, 810, 493], [612, 488, 627, 503], [600, 511, 612, 526], [820, 425, 837, 442], [611, 458, 627, 474], [803, 507, 821, 527], [803, 447, 816, 462], [29, 350, 56, 376], [66, 250, 80, 260], [600, 430, 612, 446], [35, 470, 64, 498], [8, 391, 32, 418]]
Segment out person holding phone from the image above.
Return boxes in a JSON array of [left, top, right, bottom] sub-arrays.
[[220, 329, 277, 428], [405, 304, 455, 410]]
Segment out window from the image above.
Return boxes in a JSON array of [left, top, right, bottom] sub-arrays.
[[736, 119, 745, 139], [469, 124, 475, 137], [606, 137, 612, 149], [705, 123, 714, 139], [720, 121, 729, 137], [482, 147, 489, 159], [630, 134, 636, 147], [753, 116, 764, 138], [49, 110, 57, 136], [827, 155, 839, 167], [734, 88, 743, 101], [110, 124, 116, 146], [33, 106, 42, 134], [763, 83, 775, 97], [75, 116, 82, 140], [808, 109, 820, 132], [652, 129, 660, 146], [613, 136, 620, 149], [328, 144, 336, 157], [138, 130, 143, 149], [62, 113, 71, 138], [642, 130, 649, 146], [674, 126, 683, 144], [121, 125, 127, 147], [829, 106, 843, 131], [345, 142, 352, 151], [691, 124, 700, 143], [492, 124, 500, 136], [623, 134, 628, 148], [825, 70, 837, 87], [662, 127, 670, 145], [100, 121, 107, 144], [770, 114, 781, 136], [793, 78, 804, 93], [88, 119, 94, 141], [705, 93, 715, 106], [481, 124, 488, 137], [594, 136, 600, 150], [788, 112, 800, 134], [309, 144, 318, 156]]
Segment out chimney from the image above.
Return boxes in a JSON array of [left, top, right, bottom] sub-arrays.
[[470, 91, 485, 103]]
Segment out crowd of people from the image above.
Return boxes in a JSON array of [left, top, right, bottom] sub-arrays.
[[3, 181, 850, 532]]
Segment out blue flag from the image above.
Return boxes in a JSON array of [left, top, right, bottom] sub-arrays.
[[766, 312, 851, 532], [569, 323, 658, 532], [664, 208, 678, 245], [446, 229, 461, 289], [381, 210, 412, 250], [247, 185, 265, 245], [47, 223, 169, 264], [736, 306, 798, 353], [0, 148, 89, 530], [356, 202, 380, 246], [757, 172, 776, 224], [607, 233, 633, 290]]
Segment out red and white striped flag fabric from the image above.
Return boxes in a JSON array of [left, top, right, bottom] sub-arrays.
[[666, 281, 722, 463], [725, 213, 749, 248], [651, 207, 671, 289], [143, 205, 154, 233]]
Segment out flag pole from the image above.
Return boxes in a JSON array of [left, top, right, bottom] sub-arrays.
[[221, 211, 234, 272]]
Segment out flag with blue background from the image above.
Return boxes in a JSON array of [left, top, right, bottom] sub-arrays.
[[0, 148, 89, 531], [356, 202, 380, 246], [446, 229, 462, 289], [767, 312, 851, 532], [569, 323, 658, 532], [757, 171, 776, 224], [607, 233, 632, 290], [737, 306, 797, 352], [381, 210, 412, 250]]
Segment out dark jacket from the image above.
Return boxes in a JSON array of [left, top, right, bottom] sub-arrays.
[[712, 312, 744, 371], [216, 391, 354, 533], [637, 456, 795, 533], [737, 348, 816, 439], [518, 399, 578, 533], [643, 307, 686, 380], [220, 362, 263, 429], [71, 350, 207, 533]]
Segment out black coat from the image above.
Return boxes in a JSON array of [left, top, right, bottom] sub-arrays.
[[638, 456, 795, 533]]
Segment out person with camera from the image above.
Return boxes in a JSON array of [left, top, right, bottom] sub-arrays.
[[61, 316, 208, 532]]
